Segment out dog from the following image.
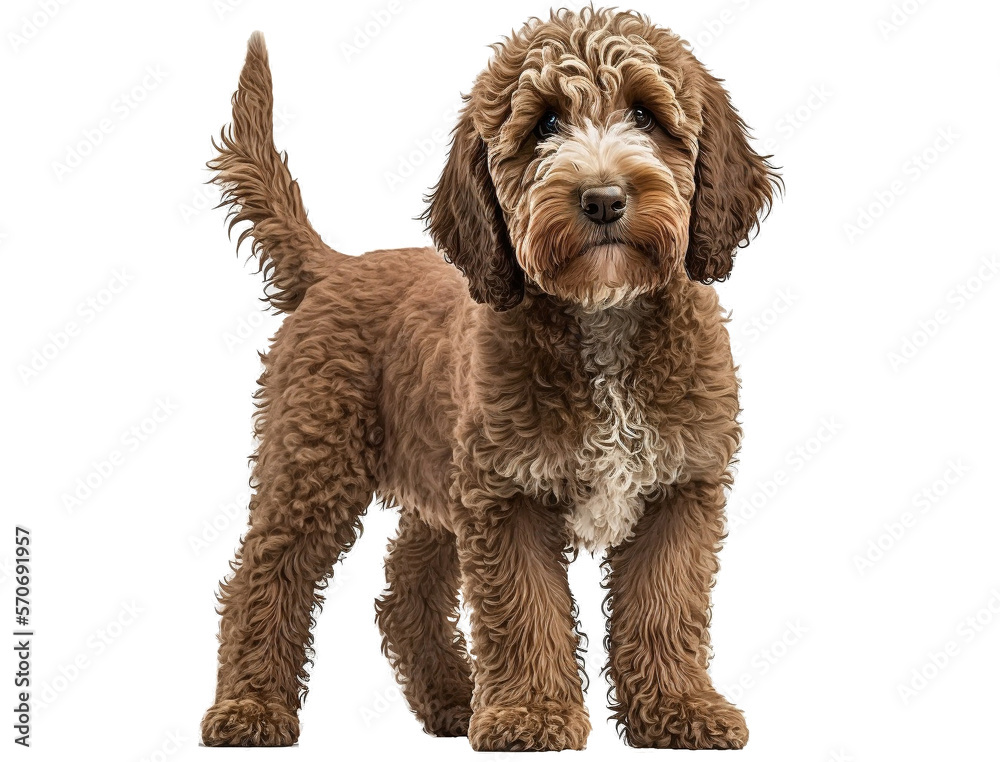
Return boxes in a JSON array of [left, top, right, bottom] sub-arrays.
[[200, 7, 778, 751]]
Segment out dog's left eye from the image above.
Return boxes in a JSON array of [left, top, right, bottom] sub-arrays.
[[534, 111, 560, 139], [630, 106, 656, 131]]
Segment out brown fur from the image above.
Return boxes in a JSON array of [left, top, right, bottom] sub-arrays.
[[201, 7, 778, 751]]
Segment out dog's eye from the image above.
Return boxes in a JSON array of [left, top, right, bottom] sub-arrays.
[[630, 105, 656, 131], [534, 111, 560, 139]]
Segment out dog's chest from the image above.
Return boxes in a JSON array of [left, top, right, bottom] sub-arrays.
[[519, 307, 682, 550]]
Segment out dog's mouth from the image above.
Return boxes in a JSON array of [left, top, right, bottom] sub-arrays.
[[580, 237, 658, 262], [582, 241, 631, 257]]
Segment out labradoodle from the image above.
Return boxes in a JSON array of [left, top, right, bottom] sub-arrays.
[[201, 7, 779, 751]]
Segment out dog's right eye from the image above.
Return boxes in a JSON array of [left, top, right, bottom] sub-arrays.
[[534, 111, 560, 140], [629, 105, 656, 132]]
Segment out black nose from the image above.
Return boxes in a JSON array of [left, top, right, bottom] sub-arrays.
[[580, 185, 626, 224]]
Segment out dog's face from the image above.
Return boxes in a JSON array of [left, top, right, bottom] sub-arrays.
[[424, 8, 779, 311]]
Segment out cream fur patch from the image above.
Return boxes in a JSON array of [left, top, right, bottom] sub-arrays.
[[566, 303, 671, 550]]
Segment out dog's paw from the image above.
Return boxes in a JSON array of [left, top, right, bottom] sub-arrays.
[[469, 700, 590, 751], [619, 691, 747, 749], [201, 697, 299, 747], [424, 703, 472, 737]]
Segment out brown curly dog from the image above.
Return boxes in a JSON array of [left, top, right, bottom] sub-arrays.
[[200, 7, 778, 751]]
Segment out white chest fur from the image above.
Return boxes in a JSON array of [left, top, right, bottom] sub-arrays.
[[565, 305, 672, 550]]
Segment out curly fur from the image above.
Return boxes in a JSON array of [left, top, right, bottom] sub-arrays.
[[202, 8, 778, 751]]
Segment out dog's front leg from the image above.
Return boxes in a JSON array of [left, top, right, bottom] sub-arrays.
[[457, 493, 590, 751], [603, 480, 748, 749]]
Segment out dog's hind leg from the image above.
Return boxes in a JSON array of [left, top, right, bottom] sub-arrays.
[[375, 509, 473, 736], [201, 331, 377, 746]]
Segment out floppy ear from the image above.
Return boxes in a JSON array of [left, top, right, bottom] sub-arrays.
[[685, 74, 780, 282], [422, 105, 523, 310]]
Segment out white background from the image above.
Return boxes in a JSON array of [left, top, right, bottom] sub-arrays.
[[3, 0, 999, 759]]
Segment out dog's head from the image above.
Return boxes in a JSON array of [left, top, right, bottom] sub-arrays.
[[423, 7, 780, 311]]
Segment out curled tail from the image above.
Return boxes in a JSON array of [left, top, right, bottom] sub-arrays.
[[210, 31, 335, 313]]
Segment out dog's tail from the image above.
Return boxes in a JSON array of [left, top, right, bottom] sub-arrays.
[[210, 31, 337, 313]]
